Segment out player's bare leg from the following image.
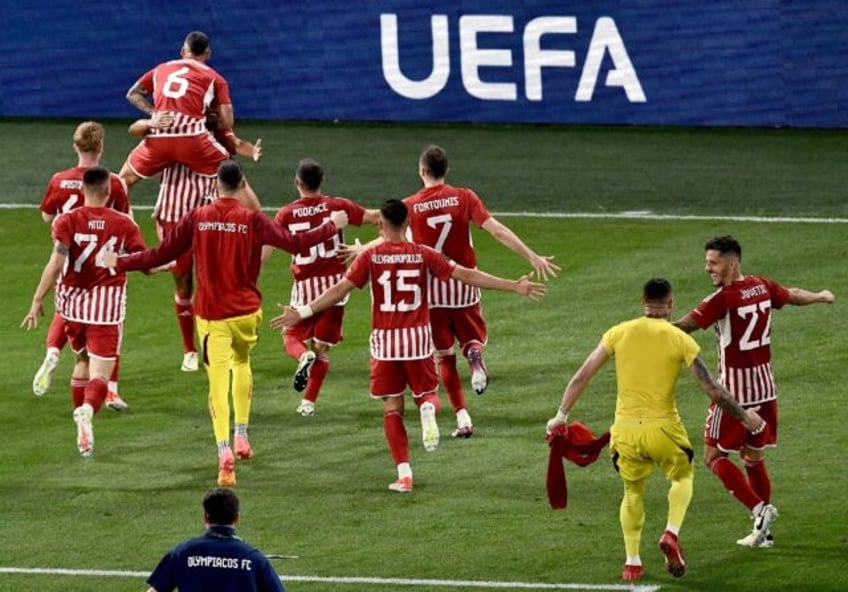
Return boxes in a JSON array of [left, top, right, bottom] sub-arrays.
[[118, 160, 141, 191]]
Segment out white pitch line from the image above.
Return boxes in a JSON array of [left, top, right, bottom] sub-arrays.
[[487, 211, 848, 224], [1, 202, 845, 224], [0, 567, 659, 591]]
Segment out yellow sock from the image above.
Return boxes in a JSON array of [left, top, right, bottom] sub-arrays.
[[620, 478, 647, 559], [231, 356, 253, 427], [667, 475, 694, 532]]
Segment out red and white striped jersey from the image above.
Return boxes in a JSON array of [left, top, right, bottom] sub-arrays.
[[154, 162, 218, 223], [274, 195, 367, 307], [404, 184, 492, 308], [40, 166, 129, 219], [691, 275, 791, 405], [152, 127, 236, 222], [346, 241, 456, 360], [136, 59, 231, 137], [52, 207, 145, 325]]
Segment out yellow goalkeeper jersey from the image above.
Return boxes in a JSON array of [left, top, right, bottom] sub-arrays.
[[602, 316, 700, 422]]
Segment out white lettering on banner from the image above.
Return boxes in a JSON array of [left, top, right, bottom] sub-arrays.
[[381, 14, 449, 100], [380, 13, 645, 103], [524, 17, 576, 101], [460, 15, 516, 101], [576, 17, 645, 102]]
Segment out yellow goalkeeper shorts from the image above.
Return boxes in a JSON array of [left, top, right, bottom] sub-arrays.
[[610, 419, 694, 482], [196, 309, 262, 368]]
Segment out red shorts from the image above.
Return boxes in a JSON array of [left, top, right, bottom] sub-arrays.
[[430, 304, 488, 353], [369, 357, 438, 399], [704, 399, 778, 453], [285, 306, 345, 346], [128, 133, 228, 178], [46, 311, 68, 350], [156, 221, 194, 274], [64, 321, 123, 360]]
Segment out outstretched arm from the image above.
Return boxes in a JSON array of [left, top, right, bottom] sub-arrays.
[[362, 209, 381, 225], [108, 217, 193, 272], [451, 265, 546, 300], [545, 342, 609, 432], [787, 287, 835, 306], [689, 356, 764, 433], [269, 278, 357, 331], [481, 217, 560, 280], [672, 314, 700, 334], [230, 134, 262, 162]]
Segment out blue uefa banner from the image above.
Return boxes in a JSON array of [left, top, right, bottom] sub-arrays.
[[1, 1, 845, 127]]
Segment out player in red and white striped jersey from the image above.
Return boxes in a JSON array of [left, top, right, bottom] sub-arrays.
[[23, 166, 146, 457], [270, 159, 379, 416], [33, 121, 130, 410], [271, 199, 545, 493], [404, 145, 560, 437], [675, 235, 834, 547], [127, 111, 262, 371], [119, 31, 231, 192]]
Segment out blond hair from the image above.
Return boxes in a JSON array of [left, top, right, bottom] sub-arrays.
[[73, 121, 104, 154]]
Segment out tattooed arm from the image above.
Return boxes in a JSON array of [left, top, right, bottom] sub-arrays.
[[672, 314, 700, 334], [689, 356, 764, 433], [126, 81, 154, 116]]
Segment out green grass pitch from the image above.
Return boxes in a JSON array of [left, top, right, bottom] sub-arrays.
[[0, 119, 846, 591]]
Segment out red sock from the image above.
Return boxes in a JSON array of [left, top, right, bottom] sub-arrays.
[[709, 457, 763, 511], [283, 333, 308, 360], [174, 296, 196, 353], [744, 458, 772, 504], [71, 377, 88, 408], [304, 355, 329, 403], [437, 354, 466, 413], [383, 410, 409, 465], [84, 377, 108, 414], [110, 356, 120, 383], [46, 312, 67, 350]]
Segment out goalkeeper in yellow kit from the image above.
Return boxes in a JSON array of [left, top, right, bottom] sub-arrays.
[[546, 278, 765, 582]]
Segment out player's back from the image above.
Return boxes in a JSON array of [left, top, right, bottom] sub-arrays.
[[404, 183, 490, 267], [191, 198, 263, 319], [144, 59, 229, 136], [694, 276, 790, 369], [349, 240, 453, 360], [405, 184, 490, 308], [276, 195, 364, 281], [54, 207, 142, 324], [605, 317, 698, 422], [692, 276, 790, 404], [41, 166, 129, 218]]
